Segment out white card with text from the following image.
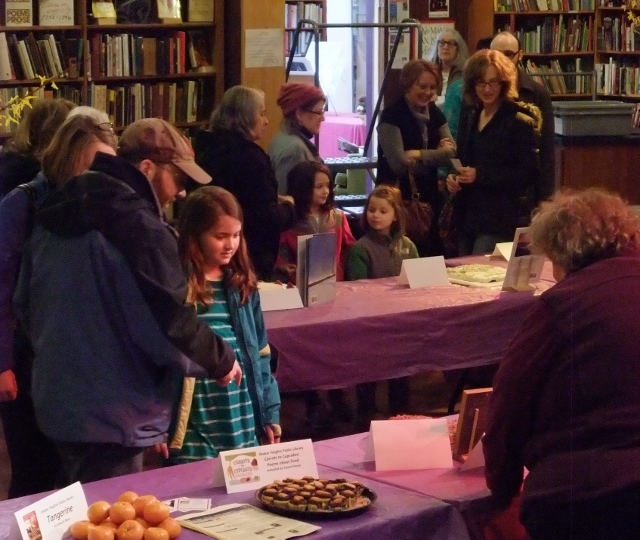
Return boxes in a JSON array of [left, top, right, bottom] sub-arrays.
[[219, 440, 318, 494], [12, 482, 87, 540], [502, 228, 545, 292], [371, 418, 454, 471], [258, 285, 304, 312], [397, 256, 450, 289], [490, 242, 513, 261]]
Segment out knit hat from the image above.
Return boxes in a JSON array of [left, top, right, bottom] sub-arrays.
[[276, 83, 325, 117], [118, 118, 211, 184]]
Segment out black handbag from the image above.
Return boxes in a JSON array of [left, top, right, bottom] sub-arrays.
[[402, 168, 433, 244]]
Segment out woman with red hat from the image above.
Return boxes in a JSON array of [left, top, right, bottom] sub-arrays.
[[268, 82, 326, 195]]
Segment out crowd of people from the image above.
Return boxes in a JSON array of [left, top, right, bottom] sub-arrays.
[[0, 26, 637, 540]]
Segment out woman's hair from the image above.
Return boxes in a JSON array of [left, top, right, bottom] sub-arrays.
[[529, 188, 640, 273], [66, 105, 111, 125], [426, 29, 469, 73], [399, 59, 442, 93], [361, 185, 406, 236], [286, 161, 334, 220], [177, 186, 257, 305], [209, 85, 264, 140], [3, 98, 75, 159], [463, 49, 519, 106], [41, 114, 118, 187]]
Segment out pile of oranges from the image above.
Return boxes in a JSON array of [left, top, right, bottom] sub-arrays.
[[69, 491, 181, 540]]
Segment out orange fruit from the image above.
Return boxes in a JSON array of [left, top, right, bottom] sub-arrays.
[[142, 502, 170, 526], [143, 528, 169, 540], [69, 520, 94, 540], [132, 495, 158, 518], [157, 518, 181, 540], [87, 501, 111, 525], [116, 491, 139, 505], [109, 501, 136, 525]]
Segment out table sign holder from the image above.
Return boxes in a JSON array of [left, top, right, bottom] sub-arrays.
[[296, 232, 337, 307], [397, 256, 450, 289], [501, 227, 545, 292], [11, 482, 88, 540], [452, 388, 492, 463], [370, 418, 454, 471], [257, 284, 303, 312], [219, 439, 318, 494]]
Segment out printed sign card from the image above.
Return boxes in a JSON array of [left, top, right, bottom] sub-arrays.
[[219, 440, 318, 494], [397, 256, 450, 289], [370, 418, 454, 471], [258, 283, 303, 312], [12, 482, 88, 540], [502, 227, 545, 292], [490, 242, 513, 261]]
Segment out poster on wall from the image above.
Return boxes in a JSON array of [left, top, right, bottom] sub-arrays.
[[429, 0, 450, 19], [421, 19, 455, 58], [388, 0, 409, 23]]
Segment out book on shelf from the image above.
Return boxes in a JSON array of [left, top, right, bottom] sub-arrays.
[[39, 0, 75, 26], [5, 0, 32, 27], [156, 0, 181, 22], [0, 33, 12, 81], [116, 0, 152, 23], [188, 0, 214, 22]]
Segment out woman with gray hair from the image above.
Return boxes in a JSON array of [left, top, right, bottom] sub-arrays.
[[483, 188, 640, 540], [426, 28, 469, 107], [194, 85, 295, 280]]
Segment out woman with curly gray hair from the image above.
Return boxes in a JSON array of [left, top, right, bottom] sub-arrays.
[[483, 189, 640, 540]]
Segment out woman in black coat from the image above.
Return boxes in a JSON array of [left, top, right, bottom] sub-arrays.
[[194, 86, 296, 281], [447, 49, 541, 255]]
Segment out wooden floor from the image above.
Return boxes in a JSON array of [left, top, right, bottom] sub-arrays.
[[0, 370, 463, 501]]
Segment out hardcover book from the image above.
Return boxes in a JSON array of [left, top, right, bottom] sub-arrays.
[[39, 0, 74, 26], [188, 0, 214, 22], [6, 0, 32, 27]]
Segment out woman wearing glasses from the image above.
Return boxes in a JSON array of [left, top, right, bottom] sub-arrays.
[[446, 49, 541, 255], [426, 29, 469, 108], [268, 82, 327, 196], [377, 58, 456, 257]]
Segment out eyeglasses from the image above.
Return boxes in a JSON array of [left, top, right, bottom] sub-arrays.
[[499, 50, 520, 59], [157, 162, 188, 187], [304, 108, 325, 116], [437, 39, 458, 48], [475, 79, 502, 90]]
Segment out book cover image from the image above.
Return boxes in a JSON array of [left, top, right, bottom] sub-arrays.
[[39, 0, 74, 26], [223, 452, 260, 487], [306, 232, 337, 307], [6, 0, 33, 27]]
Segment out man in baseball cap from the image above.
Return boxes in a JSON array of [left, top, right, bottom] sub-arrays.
[[14, 118, 240, 484]]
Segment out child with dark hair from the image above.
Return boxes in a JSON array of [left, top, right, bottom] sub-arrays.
[[170, 186, 281, 462]]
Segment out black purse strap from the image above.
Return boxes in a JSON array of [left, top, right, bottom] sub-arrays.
[[407, 164, 420, 201]]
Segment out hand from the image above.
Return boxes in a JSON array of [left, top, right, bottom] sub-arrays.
[[278, 195, 294, 205], [283, 263, 296, 277], [438, 138, 455, 150], [262, 424, 281, 445], [153, 442, 169, 459], [0, 369, 17, 402], [446, 174, 462, 194], [457, 166, 477, 184], [216, 360, 243, 387], [404, 150, 421, 164]]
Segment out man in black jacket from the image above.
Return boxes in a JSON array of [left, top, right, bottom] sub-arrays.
[[491, 31, 555, 204]]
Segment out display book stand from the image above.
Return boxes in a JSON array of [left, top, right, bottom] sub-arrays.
[[452, 388, 493, 463], [284, 18, 423, 188]]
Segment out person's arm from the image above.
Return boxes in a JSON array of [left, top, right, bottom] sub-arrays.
[[346, 243, 370, 281], [377, 122, 411, 177], [416, 123, 456, 168], [276, 230, 297, 282], [273, 145, 311, 197], [483, 299, 559, 506], [407, 238, 419, 259]]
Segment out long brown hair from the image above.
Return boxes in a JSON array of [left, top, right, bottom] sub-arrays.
[[361, 185, 406, 236], [177, 186, 257, 305], [286, 161, 334, 220]]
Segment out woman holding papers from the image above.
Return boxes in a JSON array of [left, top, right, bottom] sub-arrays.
[[446, 49, 541, 256], [483, 189, 640, 540]]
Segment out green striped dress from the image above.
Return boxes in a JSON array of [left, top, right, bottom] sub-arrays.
[[171, 280, 258, 463]]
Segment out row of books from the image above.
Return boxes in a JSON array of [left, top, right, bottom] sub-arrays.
[[514, 15, 593, 53], [285, 2, 323, 29], [88, 79, 213, 128], [495, 0, 595, 11], [598, 16, 640, 52], [285, 30, 315, 56], [0, 31, 84, 81], [596, 60, 640, 95], [525, 57, 594, 93], [88, 32, 208, 79]]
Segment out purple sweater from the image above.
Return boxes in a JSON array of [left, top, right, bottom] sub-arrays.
[[483, 248, 640, 507]]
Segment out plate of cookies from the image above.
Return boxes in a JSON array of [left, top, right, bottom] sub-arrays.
[[256, 477, 376, 518]]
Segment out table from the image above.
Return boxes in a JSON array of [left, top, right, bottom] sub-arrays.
[[318, 113, 366, 158], [0, 460, 471, 540], [264, 258, 556, 392], [314, 433, 527, 540]]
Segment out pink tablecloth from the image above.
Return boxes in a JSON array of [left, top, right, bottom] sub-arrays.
[[264, 257, 556, 392], [318, 112, 366, 158]]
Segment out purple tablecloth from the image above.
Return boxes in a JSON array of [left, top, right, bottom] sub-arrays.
[[318, 113, 366, 158], [0, 460, 470, 540], [264, 257, 555, 392]]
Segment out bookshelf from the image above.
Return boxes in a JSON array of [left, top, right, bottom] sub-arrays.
[[0, 0, 224, 140], [285, 0, 326, 56]]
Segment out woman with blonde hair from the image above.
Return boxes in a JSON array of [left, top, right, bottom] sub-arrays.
[[447, 49, 541, 255], [0, 107, 116, 497], [484, 188, 640, 540]]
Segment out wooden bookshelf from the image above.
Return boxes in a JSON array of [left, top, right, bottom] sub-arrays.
[[0, 0, 224, 139], [285, 0, 326, 56]]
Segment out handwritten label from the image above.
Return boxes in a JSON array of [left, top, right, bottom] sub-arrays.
[[39, 0, 74, 25]]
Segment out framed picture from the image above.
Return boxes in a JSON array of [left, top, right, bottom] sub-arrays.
[[429, 0, 449, 19], [452, 387, 492, 462]]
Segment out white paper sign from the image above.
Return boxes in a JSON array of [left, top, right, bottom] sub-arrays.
[[39, 0, 74, 26], [459, 438, 485, 471], [371, 418, 454, 471], [245, 29, 282, 68], [258, 286, 303, 312], [502, 227, 545, 292], [12, 482, 87, 540], [219, 440, 318, 494], [490, 242, 513, 261], [397, 256, 450, 288]]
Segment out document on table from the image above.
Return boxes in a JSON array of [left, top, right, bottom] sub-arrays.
[[178, 503, 320, 540]]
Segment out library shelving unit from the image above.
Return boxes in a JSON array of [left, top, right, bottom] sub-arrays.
[[285, 0, 326, 56], [494, 1, 596, 98], [0, 0, 224, 140]]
